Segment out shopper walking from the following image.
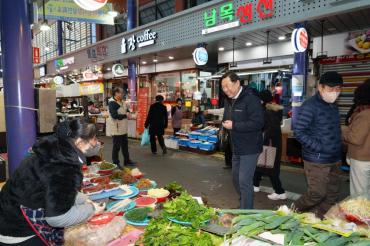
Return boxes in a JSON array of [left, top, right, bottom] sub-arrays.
[[191, 106, 205, 128], [0, 120, 104, 245], [293, 71, 343, 218], [342, 79, 370, 196], [145, 95, 168, 155], [107, 87, 135, 168], [171, 98, 183, 135], [221, 71, 264, 209], [253, 90, 287, 200]]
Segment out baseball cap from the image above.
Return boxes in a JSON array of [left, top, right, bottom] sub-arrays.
[[319, 71, 343, 87]]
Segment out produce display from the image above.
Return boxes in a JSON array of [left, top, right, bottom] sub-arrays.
[[162, 192, 216, 228], [99, 162, 116, 170], [136, 179, 153, 190], [123, 173, 137, 184], [148, 188, 170, 198], [124, 207, 152, 223], [164, 181, 185, 199]]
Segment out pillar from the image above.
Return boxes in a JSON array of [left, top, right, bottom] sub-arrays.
[[57, 20, 63, 56], [291, 23, 309, 129], [127, 0, 137, 101], [1, 0, 37, 174]]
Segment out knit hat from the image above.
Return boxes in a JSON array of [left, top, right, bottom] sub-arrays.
[[320, 71, 343, 87]]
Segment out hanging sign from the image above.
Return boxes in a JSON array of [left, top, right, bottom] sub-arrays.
[[193, 47, 208, 66], [291, 27, 308, 53], [55, 57, 75, 70], [82, 69, 103, 81], [33, 47, 40, 64], [87, 45, 108, 62], [74, 0, 108, 11], [40, 0, 114, 25], [121, 29, 157, 54], [80, 82, 104, 95], [112, 64, 125, 77], [202, 0, 274, 35], [53, 76, 64, 85]]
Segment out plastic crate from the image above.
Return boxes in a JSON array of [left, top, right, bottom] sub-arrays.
[[199, 142, 215, 151], [207, 135, 218, 143], [188, 132, 201, 140], [188, 141, 201, 149], [178, 139, 190, 147], [197, 134, 209, 141]]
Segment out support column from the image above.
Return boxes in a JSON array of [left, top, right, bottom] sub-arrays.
[[127, 0, 137, 101], [291, 23, 309, 129], [57, 20, 63, 56], [1, 0, 37, 174]]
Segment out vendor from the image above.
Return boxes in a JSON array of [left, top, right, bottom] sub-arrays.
[[88, 101, 101, 114], [191, 106, 205, 128], [0, 119, 104, 245]]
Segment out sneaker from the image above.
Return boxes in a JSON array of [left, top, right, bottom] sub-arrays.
[[254, 186, 260, 193], [267, 193, 287, 200]]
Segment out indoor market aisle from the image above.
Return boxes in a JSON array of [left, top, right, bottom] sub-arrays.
[[101, 137, 350, 209]]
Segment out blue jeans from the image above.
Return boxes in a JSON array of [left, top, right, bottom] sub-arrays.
[[232, 154, 259, 209]]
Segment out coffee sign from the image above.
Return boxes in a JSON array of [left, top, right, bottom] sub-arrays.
[[121, 29, 157, 54]]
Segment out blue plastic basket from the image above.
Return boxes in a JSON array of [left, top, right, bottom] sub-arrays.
[[188, 132, 201, 140], [188, 141, 201, 149], [197, 134, 209, 141], [199, 142, 215, 151], [178, 139, 190, 147], [207, 135, 218, 143]]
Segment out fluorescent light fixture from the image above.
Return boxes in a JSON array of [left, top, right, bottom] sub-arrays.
[[142, 61, 147, 65], [153, 59, 158, 63], [218, 47, 225, 51], [278, 36, 286, 40], [246, 42, 252, 46], [168, 56, 174, 60], [40, 23, 51, 31], [108, 11, 118, 17]]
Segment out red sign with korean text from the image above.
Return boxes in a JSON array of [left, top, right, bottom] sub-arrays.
[[319, 53, 370, 64], [33, 47, 40, 64], [136, 87, 149, 134]]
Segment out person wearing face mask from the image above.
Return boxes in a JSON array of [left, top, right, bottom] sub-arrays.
[[293, 71, 343, 218], [0, 119, 105, 245]]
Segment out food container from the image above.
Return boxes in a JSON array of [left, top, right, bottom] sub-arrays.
[[90, 176, 111, 185], [197, 134, 209, 142], [98, 163, 117, 175], [147, 189, 170, 203], [134, 196, 157, 207], [178, 139, 190, 147], [207, 135, 218, 143], [88, 212, 116, 225]]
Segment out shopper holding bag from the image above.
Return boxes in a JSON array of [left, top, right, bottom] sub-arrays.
[[342, 79, 370, 196], [253, 90, 287, 200]]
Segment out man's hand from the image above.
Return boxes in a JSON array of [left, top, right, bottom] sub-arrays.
[[222, 120, 233, 130]]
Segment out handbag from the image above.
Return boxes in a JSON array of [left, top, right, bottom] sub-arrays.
[[257, 140, 277, 169], [218, 127, 229, 152]]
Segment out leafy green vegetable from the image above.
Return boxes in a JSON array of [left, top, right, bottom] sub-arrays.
[[164, 181, 185, 199], [138, 218, 216, 246], [125, 207, 151, 222], [162, 192, 215, 228]]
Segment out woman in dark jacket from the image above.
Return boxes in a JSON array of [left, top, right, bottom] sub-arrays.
[[145, 95, 168, 155], [253, 90, 287, 200], [191, 106, 205, 128], [0, 119, 104, 245]]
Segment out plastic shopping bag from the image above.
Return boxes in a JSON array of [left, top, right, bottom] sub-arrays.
[[141, 128, 150, 146]]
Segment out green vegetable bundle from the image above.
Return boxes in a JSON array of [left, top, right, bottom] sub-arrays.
[[125, 207, 151, 222], [162, 192, 215, 228]]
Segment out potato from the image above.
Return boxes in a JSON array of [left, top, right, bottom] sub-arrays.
[[363, 42, 370, 49], [358, 41, 364, 48]]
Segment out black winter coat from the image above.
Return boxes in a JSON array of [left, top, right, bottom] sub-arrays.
[[223, 86, 264, 155], [0, 135, 85, 237], [295, 93, 342, 164], [145, 102, 168, 135]]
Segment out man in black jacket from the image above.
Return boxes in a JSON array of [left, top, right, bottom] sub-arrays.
[[221, 72, 264, 209], [145, 95, 168, 155]]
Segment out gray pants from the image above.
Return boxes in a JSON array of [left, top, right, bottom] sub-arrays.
[[348, 158, 370, 196], [232, 154, 259, 209]]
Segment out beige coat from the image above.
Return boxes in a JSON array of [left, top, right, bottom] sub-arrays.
[[342, 108, 370, 161], [106, 98, 128, 136]]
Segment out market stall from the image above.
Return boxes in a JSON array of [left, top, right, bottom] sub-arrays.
[[69, 162, 370, 246]]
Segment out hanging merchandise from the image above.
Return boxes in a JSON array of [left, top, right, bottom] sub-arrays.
[[112, 64, 125, 77]]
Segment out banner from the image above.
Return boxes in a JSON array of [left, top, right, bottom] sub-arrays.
[[40, 0, 114, 25], [79, 82, 104, 95], [136, 87, 149, 134]]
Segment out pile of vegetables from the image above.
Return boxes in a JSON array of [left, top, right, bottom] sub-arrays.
[[220, 206, 370, 246], [125, 207, 151, 223], [162, 192, 215, 228], [99, 162, 116, 170], [164, 181, 185, 199], [138, 218, 222, 246]]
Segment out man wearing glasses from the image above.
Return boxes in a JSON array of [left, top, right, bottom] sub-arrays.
[[293, 71, 343, 218]]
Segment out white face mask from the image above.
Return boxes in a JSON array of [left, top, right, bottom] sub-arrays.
[[321, 91, 340, 103]]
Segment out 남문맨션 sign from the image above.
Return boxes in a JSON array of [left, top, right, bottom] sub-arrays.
[[202, 0, 274, 35], [121, 29, 157, 54]]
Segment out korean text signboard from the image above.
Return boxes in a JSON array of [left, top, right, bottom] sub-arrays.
[[136, 87, 149, 134], [121, 29, 157, 54], [33, 47, 40, 64], [202, 0, 274, 35]]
